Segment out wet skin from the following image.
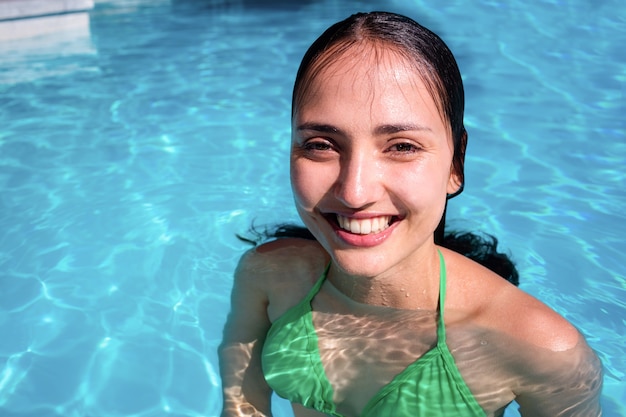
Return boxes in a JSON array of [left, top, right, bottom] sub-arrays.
[[219, 43, 602, 417], [220, 240, 602, 417]]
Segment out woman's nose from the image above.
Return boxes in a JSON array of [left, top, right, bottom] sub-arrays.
[[333, 151, 381, 209]]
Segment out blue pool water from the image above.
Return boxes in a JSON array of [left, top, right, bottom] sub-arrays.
[[0, 0, 623, 416]]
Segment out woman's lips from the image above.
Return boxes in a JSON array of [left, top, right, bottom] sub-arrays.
[[323, 213, 400, 247], [336, 214, 392, 235]]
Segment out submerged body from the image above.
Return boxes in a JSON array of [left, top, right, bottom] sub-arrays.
[[263, 249, 497, 416], [221, 239, 601, 417], [219, 12, 602, 417]]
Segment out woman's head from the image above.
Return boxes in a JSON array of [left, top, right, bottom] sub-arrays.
[[292, 11, 467, 195], [289, 12, 468, 275]]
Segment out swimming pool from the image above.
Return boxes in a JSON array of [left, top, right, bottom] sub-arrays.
[[0, 0, 623, 416]]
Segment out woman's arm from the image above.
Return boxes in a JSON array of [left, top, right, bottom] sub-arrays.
[[514, 332, 603, 417], [219, 250, 274, 417]]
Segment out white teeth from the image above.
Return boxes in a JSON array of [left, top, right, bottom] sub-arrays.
[[360, 219, 372, 234], [336, 215, 392, 235]]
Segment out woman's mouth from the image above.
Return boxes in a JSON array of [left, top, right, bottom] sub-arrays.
[[321, 213, 400, 247], [335, 214, 394, 235]]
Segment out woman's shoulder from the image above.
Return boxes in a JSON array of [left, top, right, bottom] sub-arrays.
[[490, 285, 580, 352], [239, 237, 329, 275], [444, 249, 602, 407], [443, 248, 580, 352], [236, 238, 331, 320]]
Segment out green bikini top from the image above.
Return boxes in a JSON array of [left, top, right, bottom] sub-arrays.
[[261, 251, 487, 417]]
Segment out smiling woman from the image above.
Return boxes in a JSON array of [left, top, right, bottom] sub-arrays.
[[218, 11, 602, 417], [290, 50, 458, 278]]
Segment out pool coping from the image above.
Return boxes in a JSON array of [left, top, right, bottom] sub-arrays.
[[0, 0, 94, 21]]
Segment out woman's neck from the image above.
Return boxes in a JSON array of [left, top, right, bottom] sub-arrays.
[[327, 246, 441, 310]]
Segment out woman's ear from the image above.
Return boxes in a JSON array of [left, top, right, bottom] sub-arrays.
[[447, 169, 463, 196], [446, 128, 467, 199]]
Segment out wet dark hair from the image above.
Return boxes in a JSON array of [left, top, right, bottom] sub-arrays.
[[238, 12, 518, 286]]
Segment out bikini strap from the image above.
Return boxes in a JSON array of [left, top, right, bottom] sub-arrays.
[[305, 262, 331, 305], [436, 249, 447, 344]]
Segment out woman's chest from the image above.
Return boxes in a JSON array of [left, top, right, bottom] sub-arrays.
[[311, 309, 440, 414], [309, 309, 516, 416]]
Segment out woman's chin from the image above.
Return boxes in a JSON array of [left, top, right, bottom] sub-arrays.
[[328, 249, 393, 279]]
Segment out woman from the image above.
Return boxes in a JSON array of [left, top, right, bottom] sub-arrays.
[[219, 12, 602, 417]]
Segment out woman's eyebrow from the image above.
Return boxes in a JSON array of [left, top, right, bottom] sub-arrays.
[[296, 122, 431, 135], [374, 123, 432, 134], [296, 122, 342, 134]]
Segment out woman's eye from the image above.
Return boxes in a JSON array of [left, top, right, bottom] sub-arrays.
[[304, 141, 332, 152], [388, 142, 419, 153]]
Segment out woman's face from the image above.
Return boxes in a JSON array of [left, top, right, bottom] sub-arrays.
[[290, 45, 460, 278]]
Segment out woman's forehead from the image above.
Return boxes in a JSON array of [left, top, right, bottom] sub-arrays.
[[294, 40, 448, 128], [300, 45, 432, 107], [303, 42, 435, 96], [318, 41, 417, 79]]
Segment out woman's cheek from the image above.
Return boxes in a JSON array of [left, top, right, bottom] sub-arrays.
[[290, 162, 317, 210]]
